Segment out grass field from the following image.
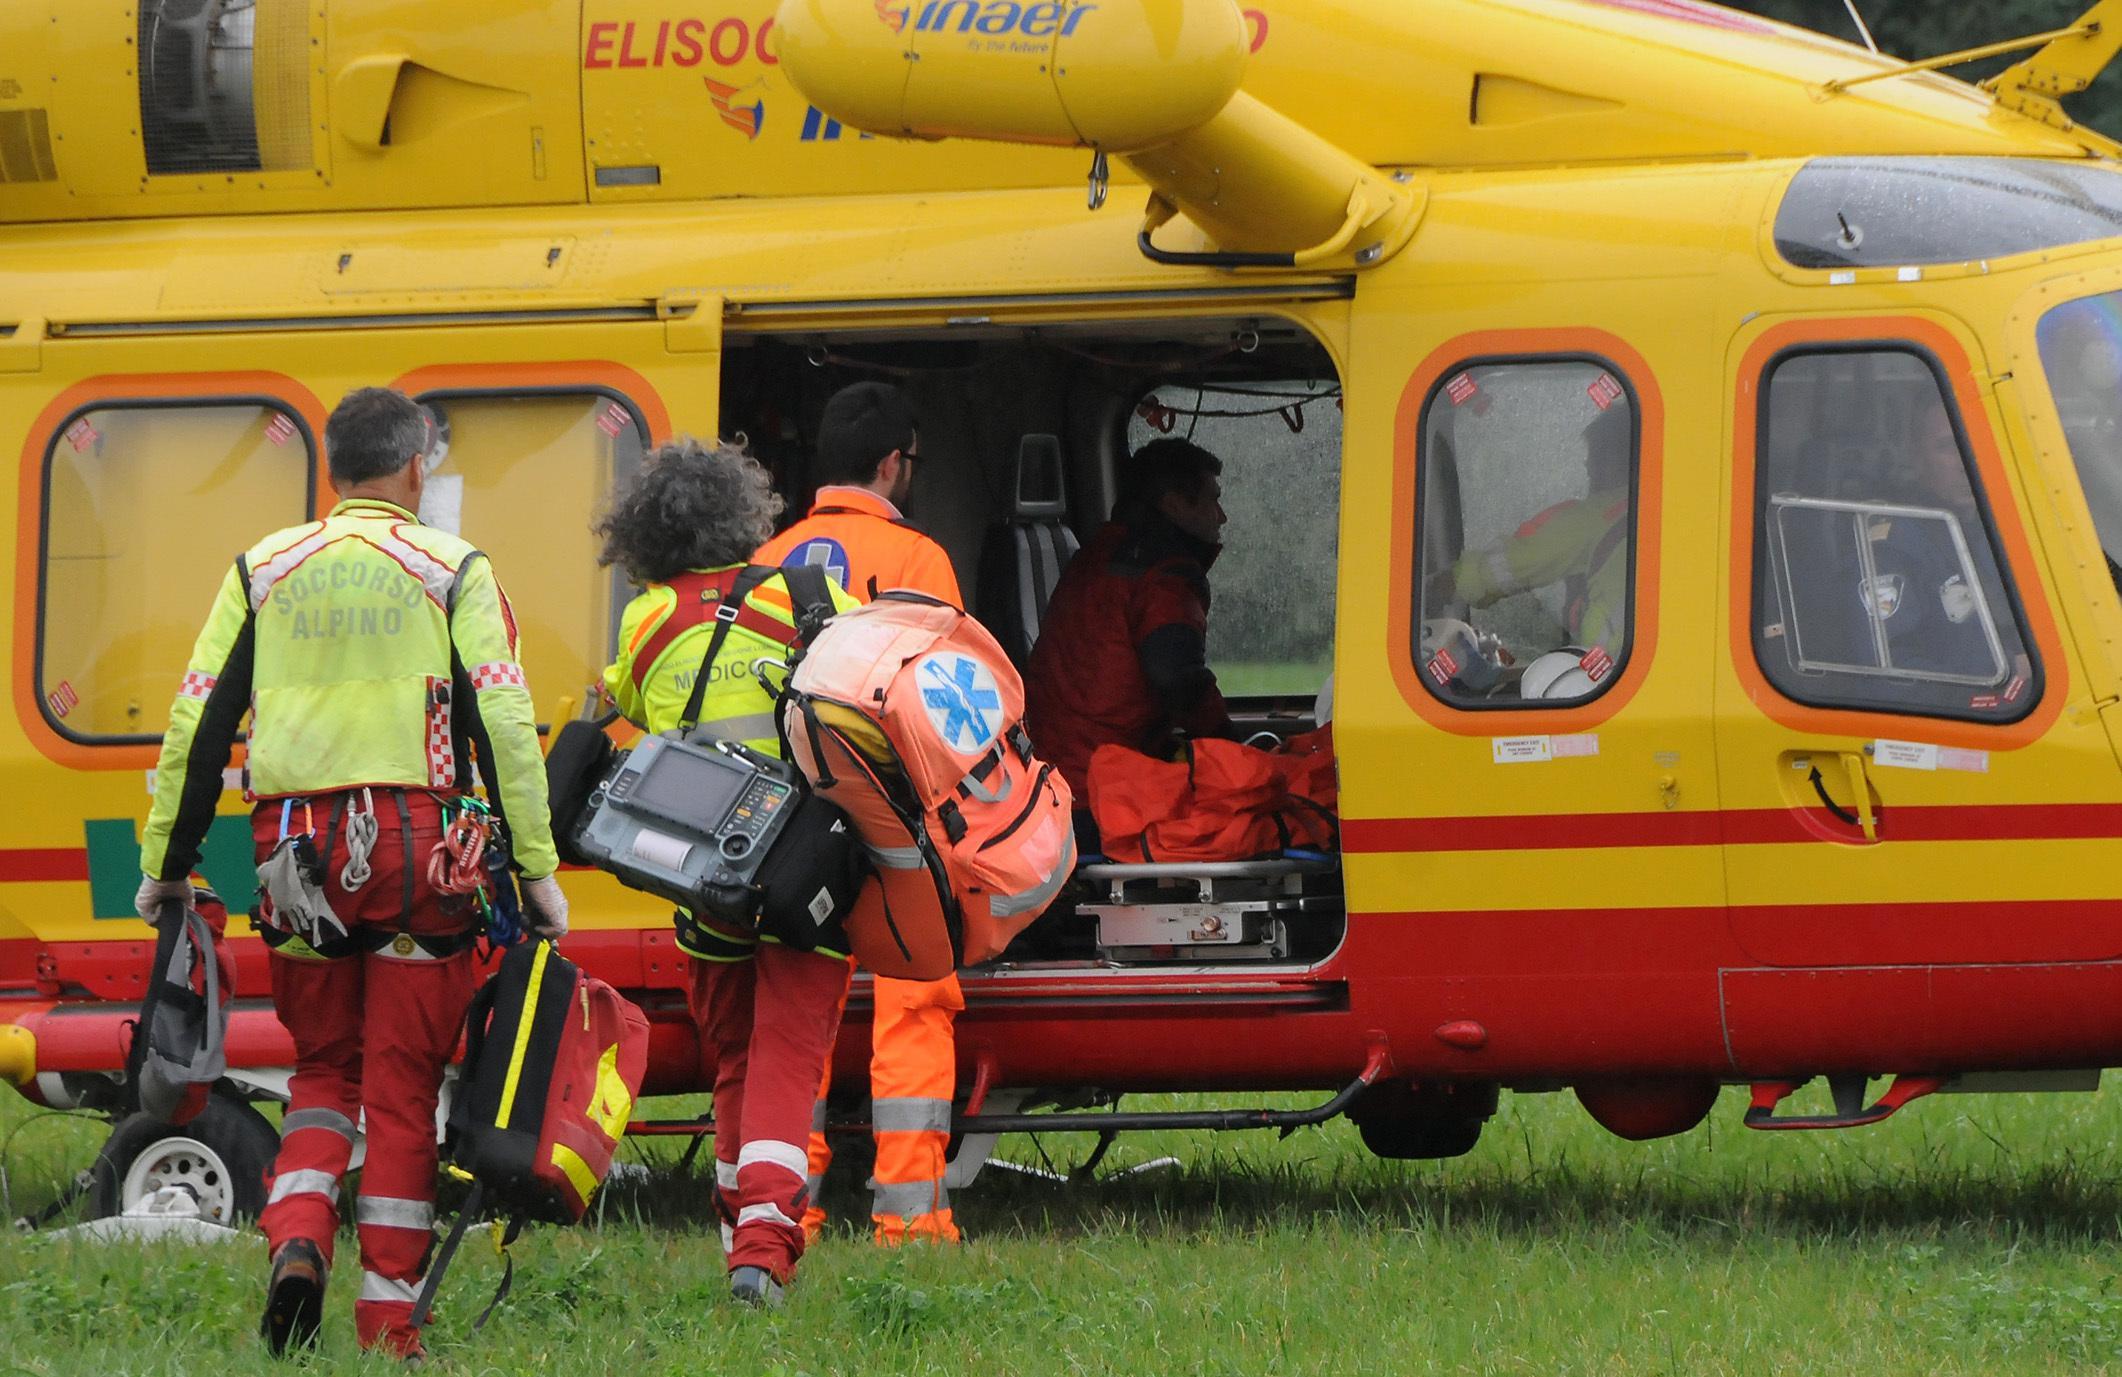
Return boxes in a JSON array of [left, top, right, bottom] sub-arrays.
[[6, 1080, 2122, 1374]]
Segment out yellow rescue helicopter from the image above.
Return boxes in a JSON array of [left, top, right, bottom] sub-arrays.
[[6, 0, 2122, 1219]]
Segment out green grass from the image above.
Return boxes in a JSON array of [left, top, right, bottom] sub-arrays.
[[7, 1082, 2122, 1373], [1215, 661, 1328, 700]]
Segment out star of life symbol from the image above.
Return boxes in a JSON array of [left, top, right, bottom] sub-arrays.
[[918, 654, 1003, 754], [790, 538, 850, 591]]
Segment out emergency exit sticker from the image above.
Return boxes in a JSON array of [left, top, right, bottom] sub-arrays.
[[1492, 736, 1553, 764], [1871, 739, 1990, 773]]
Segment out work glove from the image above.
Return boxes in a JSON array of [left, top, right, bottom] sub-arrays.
[[521, 874, 570, 940], [134, 873, 193, 926]]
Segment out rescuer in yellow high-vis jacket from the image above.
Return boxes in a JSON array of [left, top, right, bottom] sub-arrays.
[[1432, 403, 1633, 659], [595, 437, 857, 1308], [135, 388, 566, 1362]]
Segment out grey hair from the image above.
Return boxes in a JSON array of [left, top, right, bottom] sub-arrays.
[[595, 436, 786, 584], [325, 387, 431, 487]]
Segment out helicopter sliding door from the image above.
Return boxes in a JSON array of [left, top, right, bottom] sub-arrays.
[[1336, 301, 1730, 1077], [1713, 312, 2122, 1069]]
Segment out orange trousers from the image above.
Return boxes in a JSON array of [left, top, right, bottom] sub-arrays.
[[803, 969, 963, 1244]]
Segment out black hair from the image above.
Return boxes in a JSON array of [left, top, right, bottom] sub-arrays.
[[813, 382, 918, 486], [325, 387, 430, 487], [595, 437, 786, 585], [1118, 437, 1222, 513]]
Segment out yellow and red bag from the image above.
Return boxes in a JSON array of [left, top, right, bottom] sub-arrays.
[[447, 939, 649, 1222], [411, 939, 650, 1337]]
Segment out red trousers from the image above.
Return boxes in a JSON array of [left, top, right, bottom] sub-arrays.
[[253, 789, 475, 1357], [687, 941, 851, 1284]]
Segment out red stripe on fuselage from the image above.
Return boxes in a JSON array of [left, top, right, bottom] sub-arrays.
[[1344, 802, 2122, 852], [0, 848, 88, 882]]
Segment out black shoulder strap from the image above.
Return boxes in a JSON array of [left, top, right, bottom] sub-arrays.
[[678, 564, 778, 732], [408, 1179, 479, 1335], [778, 563, 836, 645]]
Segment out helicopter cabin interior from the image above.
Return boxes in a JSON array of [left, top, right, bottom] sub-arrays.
[[714, 313, 1348, 970]]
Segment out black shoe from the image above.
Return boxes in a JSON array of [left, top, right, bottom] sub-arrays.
[[730, 1265, 786, 1309], [261, 1240, 328, 1356]]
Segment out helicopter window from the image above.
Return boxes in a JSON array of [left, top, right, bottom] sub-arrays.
[[1126, 381, 1342, 699], [2035, 292, 2122, 595], [1776, 158, 2122, 272], [1414, 358, 1637, 708], [414, 390, 648, 727], [137, 0, 312, 176], [38, 398, 315, 742], [1752, 347, 2037, 721]]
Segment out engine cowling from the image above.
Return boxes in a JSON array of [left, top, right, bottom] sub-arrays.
[[773, 0, 1250, 151]]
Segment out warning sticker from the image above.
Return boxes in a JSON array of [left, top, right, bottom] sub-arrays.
[[1492, 735, 1553, 764], [1578, 646, 1614, 682], [1872, 739, 1938, 771], [45, 681, 77, 718], [264, 413, 297, 447], [594, 401, 631, 438], [1873, 739, 1990, 773], [1586, 373, 1624, 411], [1446, 373, 1479, 406], [64, 418, 98, 453], [1425, 648, 1459, 685], [1551, 733, 1600, 758]]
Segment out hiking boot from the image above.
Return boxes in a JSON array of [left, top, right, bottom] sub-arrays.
[[730, 1265, 786, 1310], [261, 1239, 328, 1356]]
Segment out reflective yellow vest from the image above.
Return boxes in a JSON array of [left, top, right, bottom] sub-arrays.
[[1452, 488, 1630, 652], [141, 499, 559, 880], [602, 563, 858, 752]]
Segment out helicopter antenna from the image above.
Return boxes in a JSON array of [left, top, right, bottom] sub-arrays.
[[1841, 0, 1879, 55]]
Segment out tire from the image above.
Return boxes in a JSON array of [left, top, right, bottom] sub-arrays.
[[1348, 1079, 1499, 1161], [89, 1092, 280, 1225]]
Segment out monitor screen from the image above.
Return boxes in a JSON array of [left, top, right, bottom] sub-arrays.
[[626, 740, 749, 832]]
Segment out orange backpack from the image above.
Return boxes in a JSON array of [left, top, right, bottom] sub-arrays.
[[781, 592, 1075, 979]]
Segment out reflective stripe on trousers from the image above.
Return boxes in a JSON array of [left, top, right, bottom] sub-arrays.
[[356, 1195, 435, 1231], [267, 1168, 341, 1206]]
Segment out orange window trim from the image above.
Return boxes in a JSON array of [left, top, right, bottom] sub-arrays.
[[1388, 328, 1665, 734], [13, 372, 328, 772], [1727, 317, 2066, 749], [384, 358, 670, 490]]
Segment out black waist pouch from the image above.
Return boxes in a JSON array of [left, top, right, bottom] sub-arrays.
[[752, 793, 869, 955], [544, 713, 618, 868]]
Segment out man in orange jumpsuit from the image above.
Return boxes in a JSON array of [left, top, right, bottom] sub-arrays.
[[755, 381, 964, 1246]]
